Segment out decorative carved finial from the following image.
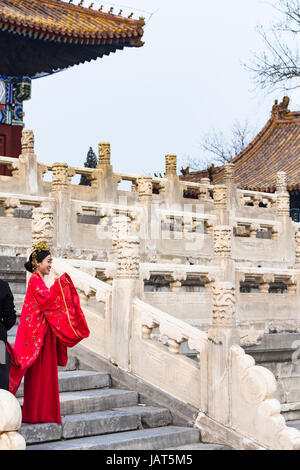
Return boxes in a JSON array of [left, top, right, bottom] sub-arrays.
[[276, 172, 290, 216], [98, 5, 103, 11], [51, 162, 69, 190], [118, 9, 123, 15], [224, 163, 235, 183], [128, 12, 134, 18], [98, 142, 111, 166], [276, 171, 287, 192], [78, 0, 83, 6], [271, 96, 290, 120], [88, 2, 94, 8], [137, 176, 153, 202], [21, 129, 35, 155], [213, 185, 227, 208], [108, 7, 114, 14], [165, 154, 177, 177]]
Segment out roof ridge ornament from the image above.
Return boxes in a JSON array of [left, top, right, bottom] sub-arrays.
[[271, 96, 290, 120]]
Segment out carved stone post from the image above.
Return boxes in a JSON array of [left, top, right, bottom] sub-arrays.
[[164, 153, 183, 205], [295, 227, 300, 267], [213, 185, 228, 224], [137, 176, 153, 203], [32, 205, 54, 249], [276, 171, 290, 217], [213, 225, 232, 259], [51, 163, 71, 254], [51, 163, 69, 191], [19, 129, 39, 195], [98, 142, 111, 166], [165, 154, 177, 177], [111, 215, 141, 369], [96, 142, 117, 203], [224, 163, 235, 186], [21, 129, 35, 155], [207, 281, 239, 424]]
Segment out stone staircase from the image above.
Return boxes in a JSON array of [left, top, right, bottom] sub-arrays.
[[3, 260, 229, 451], [7, 330, 228, 450]]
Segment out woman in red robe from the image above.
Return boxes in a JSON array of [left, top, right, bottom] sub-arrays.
[[7, 241, 90, 424]]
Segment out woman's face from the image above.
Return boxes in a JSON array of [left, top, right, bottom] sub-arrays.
[[36, 255, 52, 276]]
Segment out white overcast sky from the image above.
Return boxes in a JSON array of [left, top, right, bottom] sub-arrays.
[[23, 0, 300, 177]]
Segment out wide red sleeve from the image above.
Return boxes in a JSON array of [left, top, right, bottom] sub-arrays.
[[32, 273, 90, 348]]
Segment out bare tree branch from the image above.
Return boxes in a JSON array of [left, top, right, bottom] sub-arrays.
[[244, 0, 300, 91], [180, 120, 255, 173]]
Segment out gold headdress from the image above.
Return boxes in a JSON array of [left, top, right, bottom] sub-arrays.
[[31, 241, 51, 270], [33, 241, 50, 252]]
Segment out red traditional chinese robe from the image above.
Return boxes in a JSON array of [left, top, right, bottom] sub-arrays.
[[7, 271, 90, 423]]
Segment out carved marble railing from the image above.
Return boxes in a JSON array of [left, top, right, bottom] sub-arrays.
[[132, 297, 209, 411], [49, 255, 300, 450], [232, 216, 281, 239], [180, 180, 214, 201], [236, 266, 300, 332], [237, 267, 298, 293], [238, 189, 277, 209], [0, 128, 297, 268]]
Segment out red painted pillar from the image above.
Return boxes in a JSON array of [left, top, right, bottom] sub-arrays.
[[0, 123, 22, 176]]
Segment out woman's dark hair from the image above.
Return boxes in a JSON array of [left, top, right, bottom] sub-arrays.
[[24, 250, 51, 273]]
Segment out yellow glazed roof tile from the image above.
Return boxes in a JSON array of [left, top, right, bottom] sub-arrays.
[[0, 0, 145, 45]]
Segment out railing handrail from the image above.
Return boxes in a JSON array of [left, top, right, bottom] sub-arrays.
[[61, 258, 218, 275], [52, 258, 112, 294], [133, 297, 208, 347], [237, 188, 277, 198], [0, 155, 20, 163]]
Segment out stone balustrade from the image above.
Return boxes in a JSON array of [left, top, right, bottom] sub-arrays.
[[232, 216, 280, 240], [238, 189, 277, 209], [48, 253, 300, 450], [237, 268, 298, 294]]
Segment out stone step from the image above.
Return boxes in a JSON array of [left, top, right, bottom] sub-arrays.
[[166, 443, 231, 450], [21, 406, 172, 444], [18, 389, 139, 415], [16, 370, 111, 398], [281, 402, 300, 421], [286, 419, 300, 430], [26, 426, 200, 450]]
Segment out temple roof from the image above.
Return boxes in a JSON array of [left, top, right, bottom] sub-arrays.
[[0, 0, 145, 77], [180, 97, 300, 193]]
